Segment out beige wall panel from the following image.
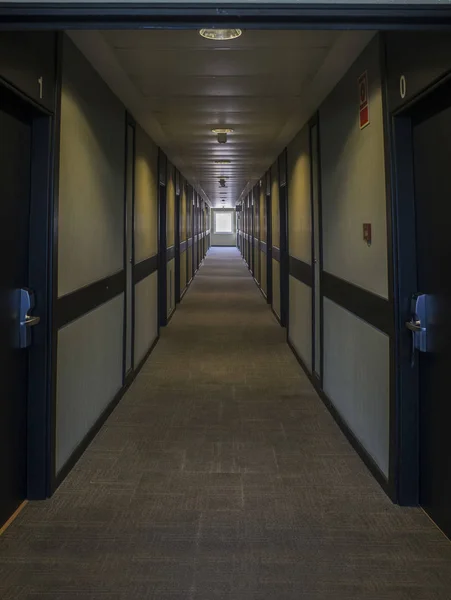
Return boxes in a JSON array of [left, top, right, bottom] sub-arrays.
[[167, 257, 175, 316], [180, 251, 187, 292], [134, 272, 158, 365], [288, 125, 311, 264], [271, 162, 280, 249], [58, 36, 124, 297], [320, 36, 388, 298], [135, 125, 158, 262], [166, 163, 175, 248], [272, 259, 281, 318], [260, 251, 267, 296], [259, 187, 266, 243], [180, 184, 187, 242], [188, 246, 193, 280]]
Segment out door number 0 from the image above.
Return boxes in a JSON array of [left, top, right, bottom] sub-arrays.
[[400, 75, 407, 99]]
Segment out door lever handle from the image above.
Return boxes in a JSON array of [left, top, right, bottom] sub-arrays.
[[24, 315, 40, 327], [406, 320, 423, 333]]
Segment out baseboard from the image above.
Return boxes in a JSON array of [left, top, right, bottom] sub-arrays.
[[167, 307, 176, 324], [54, 335, 160, 492], [259, 287, 267, 300], [271, 307, 282, 326], [0, 501, 27, 536], [180, 285, 188, 300], [287, 338, 392, 501]]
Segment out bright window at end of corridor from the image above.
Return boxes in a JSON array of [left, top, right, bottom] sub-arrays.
[[215, 211, 233, 234]]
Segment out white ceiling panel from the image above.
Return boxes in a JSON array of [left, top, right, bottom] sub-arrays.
[[70, 29, 375, 206]]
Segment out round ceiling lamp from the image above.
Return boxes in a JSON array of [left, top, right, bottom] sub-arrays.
[[199, 29, 242, 41]]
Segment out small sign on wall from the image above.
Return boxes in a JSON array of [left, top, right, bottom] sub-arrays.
[[363, 223, 372, 246], [358, 71, 370, 130]]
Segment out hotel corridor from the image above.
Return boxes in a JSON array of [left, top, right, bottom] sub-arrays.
[[1, 248, 451, 599]]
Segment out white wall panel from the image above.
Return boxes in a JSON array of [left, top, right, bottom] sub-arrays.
[[272, 259, 281, 318], [288, 276, 312, 371], [167, 257, 175, 317], [134, 272, 158, 365], [56, 295, 124, 472], [323, 297, 390, 476]]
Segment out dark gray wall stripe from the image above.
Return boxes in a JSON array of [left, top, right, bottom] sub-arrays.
[[167, 245, 175, 262], [289, 255, 313, 287], [56, 270, 125, 329], [133, 254, 158, 284], [272, 246, 281, 262], [180, 240, 188, 253], [260, 240, 267, 254], [323, 271, 394, 336]]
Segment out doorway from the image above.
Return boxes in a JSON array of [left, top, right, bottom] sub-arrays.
[[0, 83, 52, 524], [395, 77, 451, 537]]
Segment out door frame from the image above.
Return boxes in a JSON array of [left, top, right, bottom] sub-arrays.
[[0, 79, 55, 501], [279, 149, 289, 328], [123, 113, 136, 385], [266, 170, 273, 306], [158, 149, 168, 327], [3, 4, 451, 30], [390, 74, 451, 506], [175, 169, 181, 303], [309, 113, 324, 387]]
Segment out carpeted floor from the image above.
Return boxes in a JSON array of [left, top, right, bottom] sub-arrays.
[[1, 246, 451, 599]]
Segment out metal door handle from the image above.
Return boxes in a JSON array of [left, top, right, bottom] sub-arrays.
[[24, 315, 40, 327], [406, 320, 422, 333]]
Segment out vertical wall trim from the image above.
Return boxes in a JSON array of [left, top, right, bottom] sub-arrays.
[[158, 150, 168, 327], [123, 113, 136, 385], [380, 33, 398, 503], [266, 169, 273, 306], [279, 148, 289, 328], [175, 173, 181, 303], [49, 32, 63, 496]]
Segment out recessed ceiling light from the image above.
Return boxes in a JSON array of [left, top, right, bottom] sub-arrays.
[[214, 160, 231, 164], [212, 128, 234, 134], [199, 29, 242, 41]]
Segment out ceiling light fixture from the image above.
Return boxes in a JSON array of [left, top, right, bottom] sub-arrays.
[[214, 160, 231, 164], [213, 128, 233, 144], [199, 29, 242, 41]]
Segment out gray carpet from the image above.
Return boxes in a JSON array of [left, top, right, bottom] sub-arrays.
[[1, 246, 451, 599]]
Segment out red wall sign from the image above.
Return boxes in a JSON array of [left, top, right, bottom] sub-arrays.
[[358, 71, 369, 130]]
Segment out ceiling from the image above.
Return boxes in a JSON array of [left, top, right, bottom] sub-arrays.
[[69, 29, 374, 207]]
